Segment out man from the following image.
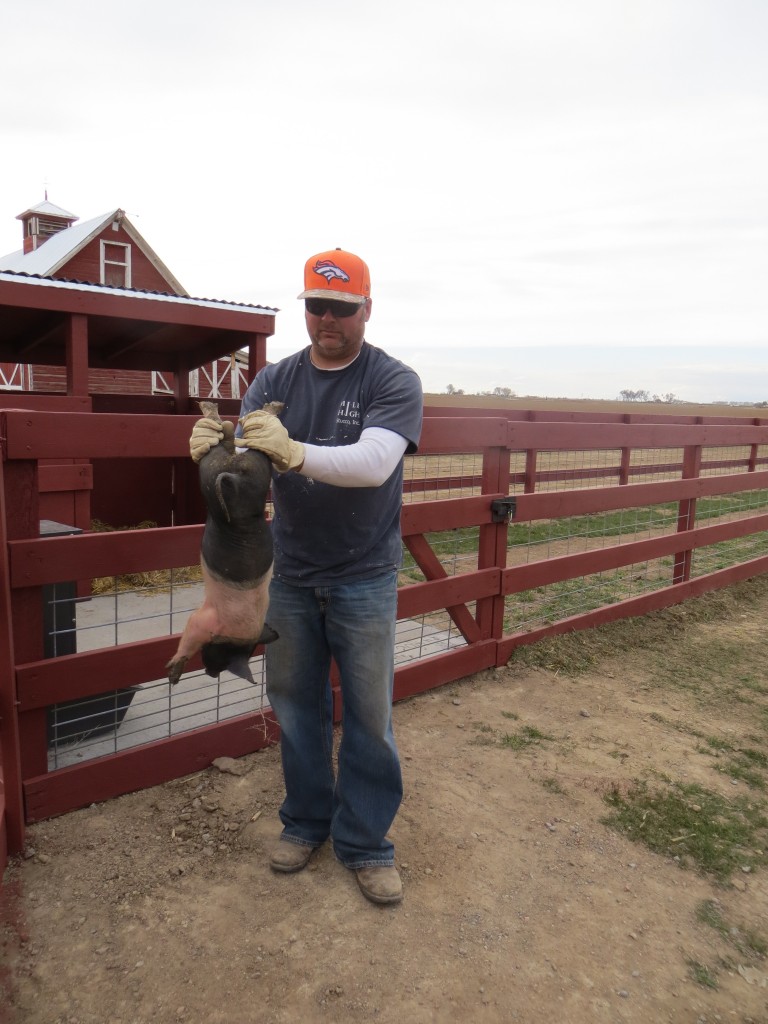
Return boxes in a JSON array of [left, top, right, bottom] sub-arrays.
[[191, 248, 422, 904]]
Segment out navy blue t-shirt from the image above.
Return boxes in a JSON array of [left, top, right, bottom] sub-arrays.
[[238, 342, 423, 585]]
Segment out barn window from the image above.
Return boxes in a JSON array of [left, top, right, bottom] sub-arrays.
[[100, 240, 131, 288]]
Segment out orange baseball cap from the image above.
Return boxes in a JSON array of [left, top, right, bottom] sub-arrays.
[[297, 248, 371, 303]]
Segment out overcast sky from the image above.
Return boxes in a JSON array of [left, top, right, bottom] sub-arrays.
[[2, 0, 767, 402]]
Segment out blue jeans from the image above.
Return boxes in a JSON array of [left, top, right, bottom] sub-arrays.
[[265, 571, 402, 868]]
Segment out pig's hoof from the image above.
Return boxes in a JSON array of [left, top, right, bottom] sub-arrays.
[[166, 657, 187, 686], [259, 623, 279, 645]]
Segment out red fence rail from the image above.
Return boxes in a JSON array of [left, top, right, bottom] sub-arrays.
[[2, 407, 768, 878]]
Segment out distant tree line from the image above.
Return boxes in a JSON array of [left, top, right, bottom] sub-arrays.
[[445, 385, 516, 397], [442, 386, 768, 406], [619, 389, 679, 403]]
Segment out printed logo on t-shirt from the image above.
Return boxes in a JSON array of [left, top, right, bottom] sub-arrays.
[[337, 400, 361, 427]]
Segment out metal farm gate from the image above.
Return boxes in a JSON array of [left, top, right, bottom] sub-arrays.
[[2, 406, 768, 877]]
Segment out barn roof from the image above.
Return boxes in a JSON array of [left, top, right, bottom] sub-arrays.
[[0, 270, 278, 375], [0, 269, 277, 313], [0, 211, 120, 275], [0, 209, 188, 295], [15, 200, 78, 220]]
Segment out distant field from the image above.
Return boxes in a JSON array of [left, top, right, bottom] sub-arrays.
[[423, 393, 767, 419]]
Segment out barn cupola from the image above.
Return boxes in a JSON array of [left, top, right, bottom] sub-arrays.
[[17, 198, 78, 254]]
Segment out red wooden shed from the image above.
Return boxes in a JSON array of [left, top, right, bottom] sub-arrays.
[[0, 269, 277, 530], [0, 200, 257, 402]]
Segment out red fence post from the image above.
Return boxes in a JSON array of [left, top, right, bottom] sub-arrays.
[[5, 456, 47, 784], [476, 444, 511, 646], [619, 413, 633, 485], [523, 449, 538, 493], [673, 443, 703, 584], [748, 418, 760, 473], [0, 431, 26, 857]]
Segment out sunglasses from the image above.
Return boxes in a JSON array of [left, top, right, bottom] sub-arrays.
[[305, 298, 363, 318]]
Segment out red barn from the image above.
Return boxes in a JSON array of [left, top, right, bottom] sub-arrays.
[[0, 199, 277, 530], [0, 199, 253, 400]]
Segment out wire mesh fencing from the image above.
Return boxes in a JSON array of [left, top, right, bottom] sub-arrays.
[[44, 567, 472, 769], [689, 487, 768, 579], [503, 557, 676, 634], [45, 578, 270, 770], [403, 452, 484, 501], [38, 433, 768, 770], [530, 448, 625, 490]]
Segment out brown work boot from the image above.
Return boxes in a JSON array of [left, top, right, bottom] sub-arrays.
[[269, 839, 314, 873], [355, 865, 403, 905]]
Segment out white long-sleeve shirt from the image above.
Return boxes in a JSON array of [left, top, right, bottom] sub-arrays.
[[298, 427, 408, 487]]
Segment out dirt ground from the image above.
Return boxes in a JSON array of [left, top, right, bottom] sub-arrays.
[[2, 583, 768, 1024]]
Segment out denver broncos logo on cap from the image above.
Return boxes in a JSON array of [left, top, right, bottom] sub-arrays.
[[313, 259, 350, 284]]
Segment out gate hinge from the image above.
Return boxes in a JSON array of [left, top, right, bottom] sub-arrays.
[[491, 497, 517, 523]]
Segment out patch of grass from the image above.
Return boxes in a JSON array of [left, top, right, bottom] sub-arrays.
[[704, 736, 735, 752], [647, 632, 768, 705], [542, 777, 566, 795], [741, 931, 768, 958], [472, 721, 555, 751], [719, 683, 756, 706], [696, 900, 768, 958], [696, 899, 729, 938], [501, 710, 519, 721], [699, 741, 768, 790], [601, 779, 768, 881], [521, 725, 553, 741], [498, 725, 555, 750], [695, 745, 715, 758], [499, 733, 530, 750], [740, 677, 768, 695], [717, 761, 766, 791], [507, 575, 768, 676], [469, 722, 498, 747], [686, 958, 718, 989], [739, 747, 768, 769]]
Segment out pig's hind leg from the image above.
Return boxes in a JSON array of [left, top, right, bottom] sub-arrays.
[[166, 604, 218, 685], [166, 654, 189, 687]]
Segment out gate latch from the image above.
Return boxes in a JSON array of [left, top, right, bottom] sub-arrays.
[[491, 497, 517, 523]]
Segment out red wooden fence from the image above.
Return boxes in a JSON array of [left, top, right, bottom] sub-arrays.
[[2, 407, 768, 880]]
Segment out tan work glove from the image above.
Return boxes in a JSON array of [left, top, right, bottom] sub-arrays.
[[189, 417, 224, 463], [239, 410, 305, 472]]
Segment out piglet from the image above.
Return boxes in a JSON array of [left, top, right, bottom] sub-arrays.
[[166, 401, 279, 686]]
